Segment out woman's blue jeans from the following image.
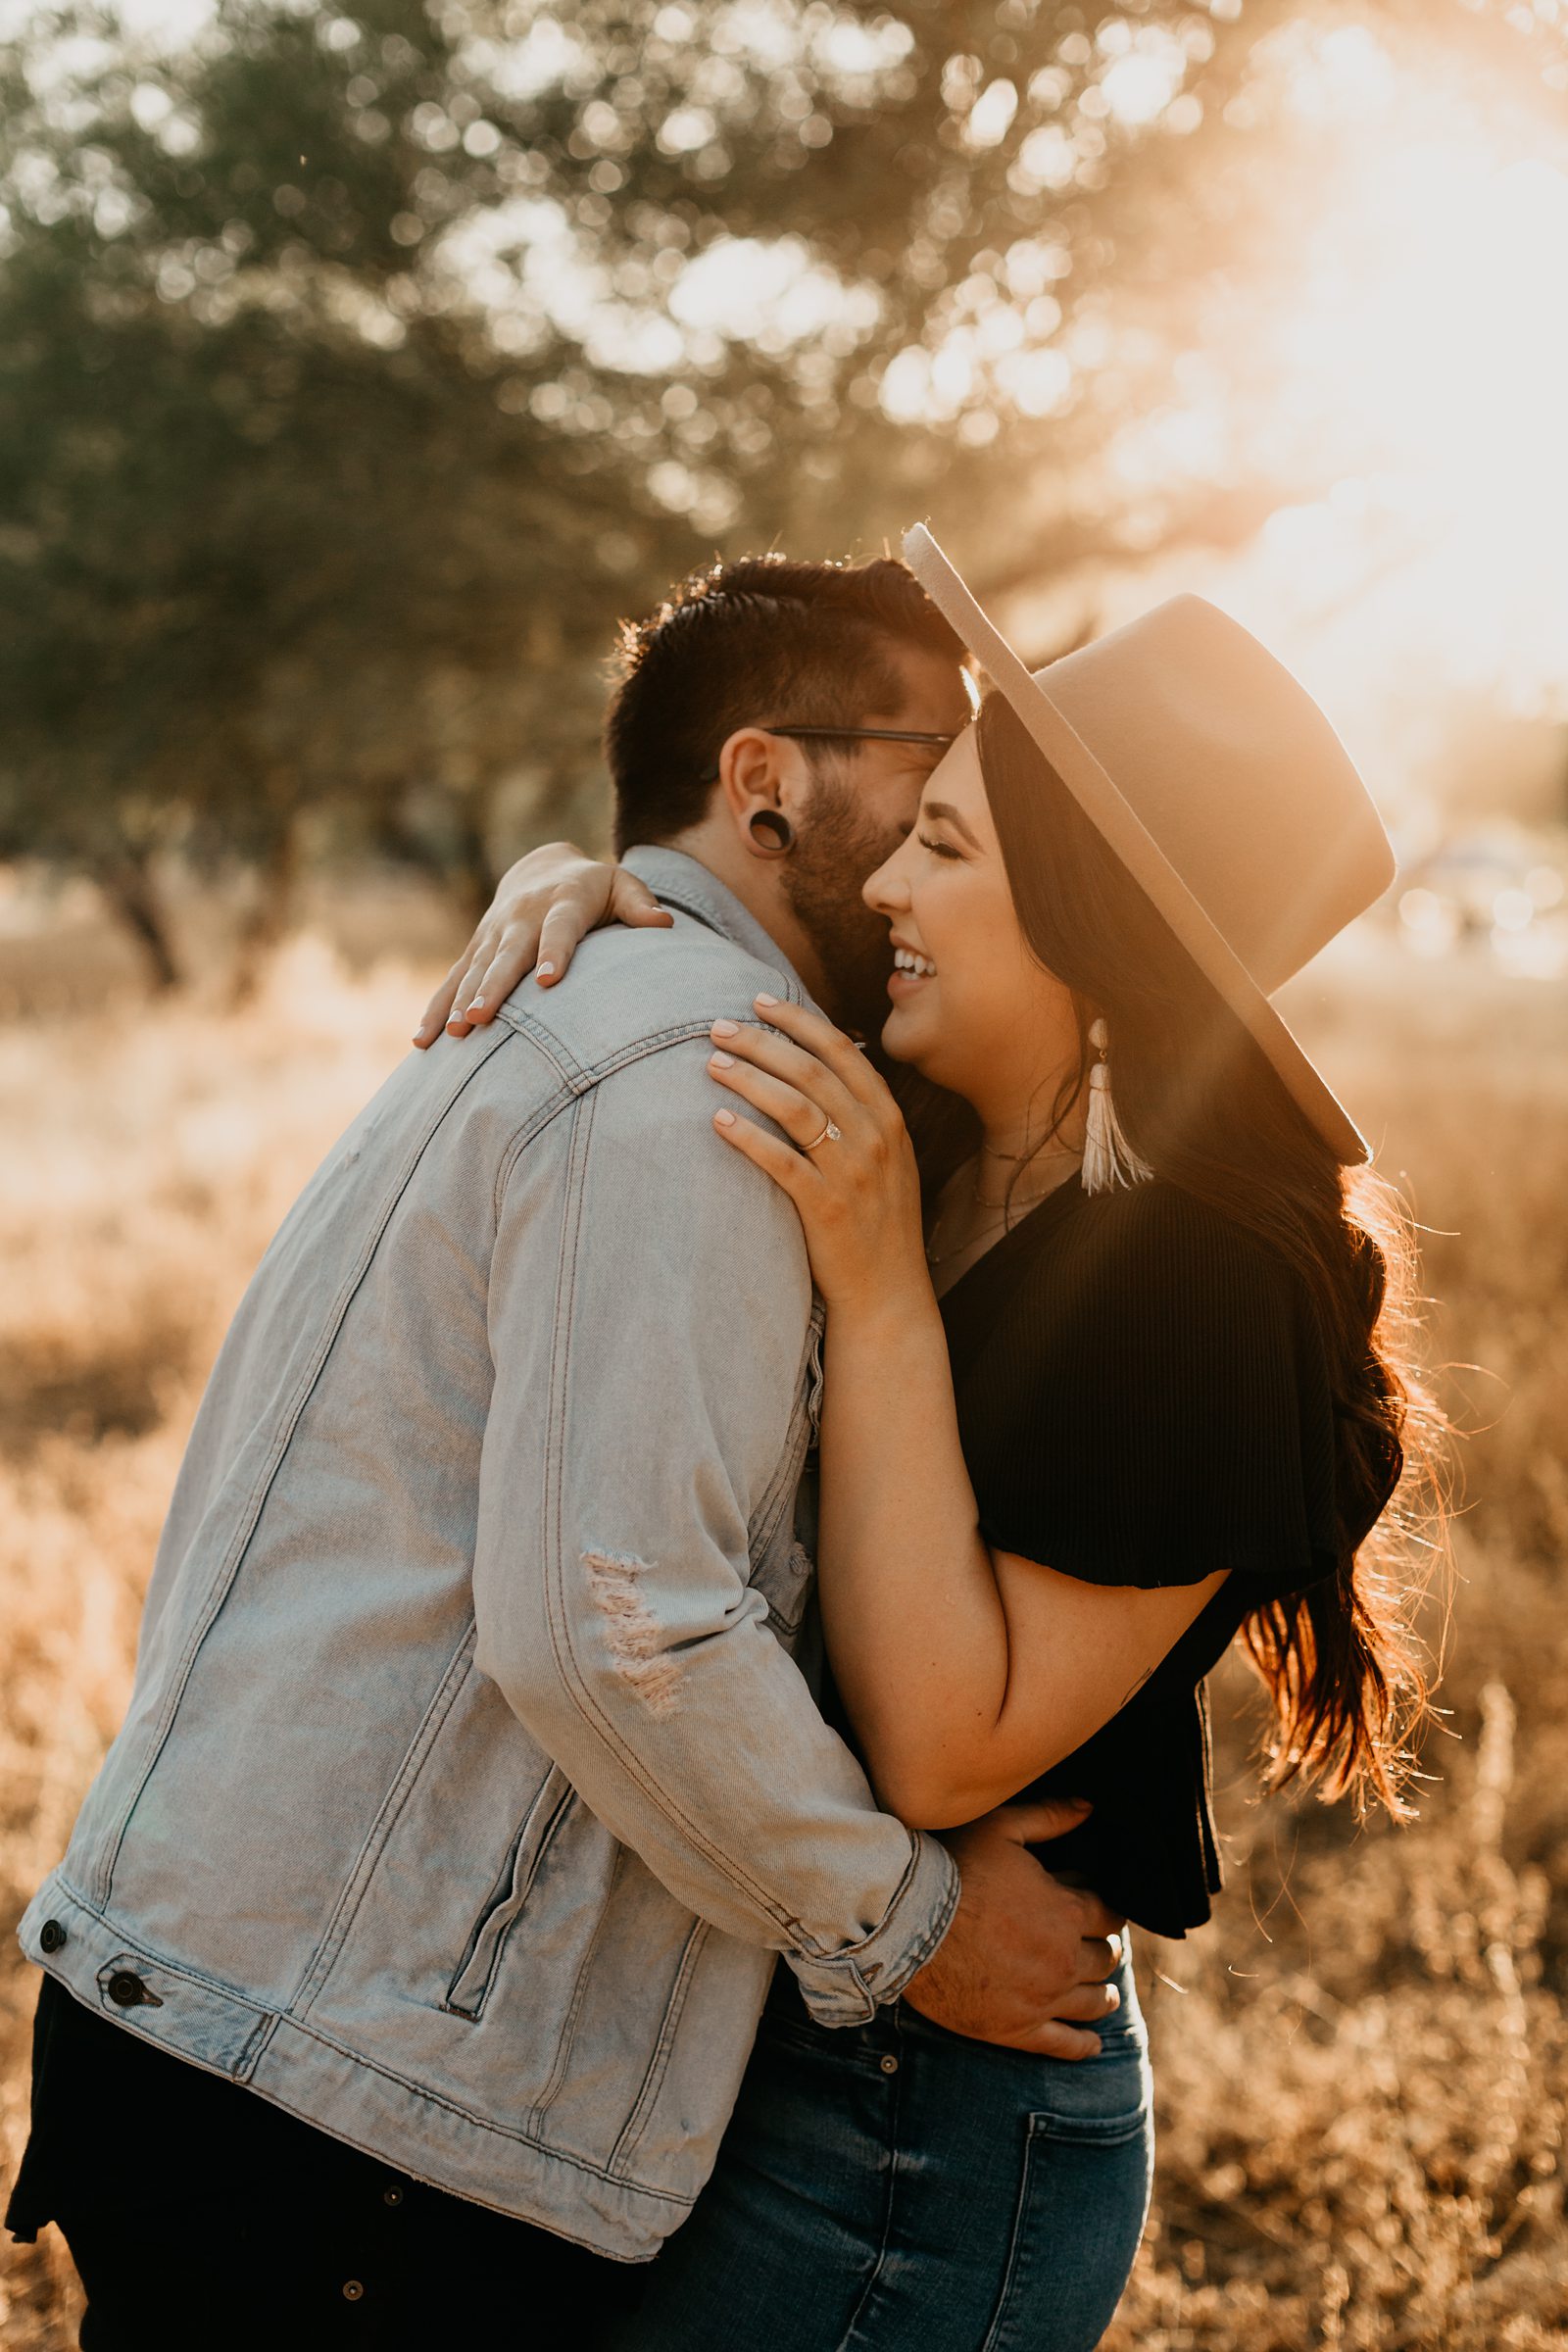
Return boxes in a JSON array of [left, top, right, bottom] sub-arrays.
[[619, 1946, 1152, 2352]]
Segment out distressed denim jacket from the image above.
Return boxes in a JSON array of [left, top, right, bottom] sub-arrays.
[[19, 848, 958, 2261]]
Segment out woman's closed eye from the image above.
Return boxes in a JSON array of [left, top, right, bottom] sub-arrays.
[[916, 831, 963, 860]]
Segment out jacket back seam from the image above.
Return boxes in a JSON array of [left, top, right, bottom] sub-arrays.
[[608, 1916, 712, 2177], [490, 1019, 756, 1227], [525, 1840, 626, 2132], [496, 1004, 800, 1091], [88, 1035, 567, 1912], [289, 1620, 480, 2023]]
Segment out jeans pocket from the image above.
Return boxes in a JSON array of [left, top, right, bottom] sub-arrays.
[[980, 2088, 1152, 2352], [1026, 2098, 1149, 2147]]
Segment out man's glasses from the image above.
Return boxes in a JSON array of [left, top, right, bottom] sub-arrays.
[[699, 724, 960, 786]]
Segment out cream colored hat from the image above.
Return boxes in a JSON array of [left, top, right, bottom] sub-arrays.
[[903, 523, 1396, 1165]]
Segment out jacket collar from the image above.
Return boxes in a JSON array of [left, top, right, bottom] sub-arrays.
[[622, 845, 815, 1004]]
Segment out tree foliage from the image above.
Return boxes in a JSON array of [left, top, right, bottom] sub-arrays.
[[0, 0, 1560, 977]]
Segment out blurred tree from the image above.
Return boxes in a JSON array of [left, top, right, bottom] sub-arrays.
[[0, 2, 697, 983], [0, 0, 1561, 980]]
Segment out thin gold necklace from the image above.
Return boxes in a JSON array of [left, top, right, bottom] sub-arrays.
[[924, 1152, 1079, 1267]]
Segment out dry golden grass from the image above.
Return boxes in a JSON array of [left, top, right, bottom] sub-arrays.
[[1, 925, 1565, 2350]]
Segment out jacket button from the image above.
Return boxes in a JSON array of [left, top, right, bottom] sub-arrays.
[[879, 2054, 900, 2076], [382, 2185, 405, 2208], [342, 2280, 365, 2302], [106, 1970, 148, 2007], [38, 1921, 67, 1954]]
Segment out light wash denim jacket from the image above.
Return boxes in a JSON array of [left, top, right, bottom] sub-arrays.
[[19, 849, 957, 2260]]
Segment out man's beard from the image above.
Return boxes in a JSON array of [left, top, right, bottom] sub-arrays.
[[782, 775, 902, 1039]]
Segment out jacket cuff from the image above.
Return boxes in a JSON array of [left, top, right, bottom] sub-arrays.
[[785, 1832, 960, 2028]]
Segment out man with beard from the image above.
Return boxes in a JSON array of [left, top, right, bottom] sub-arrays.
[[11, 556, 1121, 2348], [432, 556, 978, 1048]]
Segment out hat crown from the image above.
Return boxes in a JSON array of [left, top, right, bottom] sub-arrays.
[[1034, 597, 1394, 995], [901, 522, 1392, 1160]]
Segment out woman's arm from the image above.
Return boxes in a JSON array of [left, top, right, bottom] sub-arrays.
[[413, 844, 671, 1047], [708, 996, 1227, 1830], [815, 1288, 1226, 1825]]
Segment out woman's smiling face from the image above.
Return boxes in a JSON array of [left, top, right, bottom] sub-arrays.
[[862, 725, 1083, 1128]]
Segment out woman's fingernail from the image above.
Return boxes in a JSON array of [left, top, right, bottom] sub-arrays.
[[711, 1018, 739, 1038], [710, 1051, 734, 1069], [755, 993, 779, 1007], [536, 961, 555, 980], [714, 1109, 737, 1128], [467, 997, 485, 1011]]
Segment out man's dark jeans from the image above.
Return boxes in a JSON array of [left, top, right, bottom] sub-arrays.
[[7, 1975, 640, 2351]]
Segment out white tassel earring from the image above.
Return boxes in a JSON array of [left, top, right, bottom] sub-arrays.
[[1082, 1017, 1153, 1196]]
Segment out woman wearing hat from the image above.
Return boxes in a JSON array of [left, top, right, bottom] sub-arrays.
[[416, 532, 1437, 2350]]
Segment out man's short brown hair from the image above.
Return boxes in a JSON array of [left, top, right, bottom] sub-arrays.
[[605, 554, 964, 853]]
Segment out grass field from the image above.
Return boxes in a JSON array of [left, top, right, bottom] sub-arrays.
[[1, 918, 1565, 2350]]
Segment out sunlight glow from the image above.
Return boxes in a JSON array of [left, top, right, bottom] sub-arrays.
[[669, 235, 878, 350], [1086, 29, 1568, 771], [1099, 30, 1190, 126], [1259, 129, 1568, 714]]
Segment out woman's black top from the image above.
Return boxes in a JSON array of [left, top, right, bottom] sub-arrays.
[[939, 1175, 1341, 1937]]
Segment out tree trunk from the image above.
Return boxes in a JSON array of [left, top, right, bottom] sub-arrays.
[[101, 851, 182, 991], [227, 812, 301, 1006], [450, 802, 498, 933]]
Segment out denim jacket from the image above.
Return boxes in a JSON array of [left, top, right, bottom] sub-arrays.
[[19, 848, 957, 2261]]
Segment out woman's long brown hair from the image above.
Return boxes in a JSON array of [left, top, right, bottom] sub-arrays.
[[971, 692, 1446, 1818]]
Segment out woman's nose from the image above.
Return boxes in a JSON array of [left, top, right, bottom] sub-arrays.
[[863, 845, 910, 915]]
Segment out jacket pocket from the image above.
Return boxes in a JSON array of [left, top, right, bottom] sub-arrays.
[[444, 1766, 575, 2022], [751, 1534, 815, 1638]]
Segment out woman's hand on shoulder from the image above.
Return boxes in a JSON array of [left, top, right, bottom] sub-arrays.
[[414, 843, 672, 1047], [708, 997, 929, 1313]]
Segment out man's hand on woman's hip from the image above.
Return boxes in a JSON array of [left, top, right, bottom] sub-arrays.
[[903, 1800, 1125, 2061]]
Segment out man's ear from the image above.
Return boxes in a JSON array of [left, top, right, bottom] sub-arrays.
[[715, 727, 808, 860]]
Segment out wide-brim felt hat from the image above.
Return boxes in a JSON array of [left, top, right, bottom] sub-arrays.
[[903, 524, 1396, 1165]]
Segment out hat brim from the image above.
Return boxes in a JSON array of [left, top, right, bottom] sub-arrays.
[[904, 523, 1371, 1165]]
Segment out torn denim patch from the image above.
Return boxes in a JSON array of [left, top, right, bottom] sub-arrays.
[[582, 1549, 683, 1718]]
